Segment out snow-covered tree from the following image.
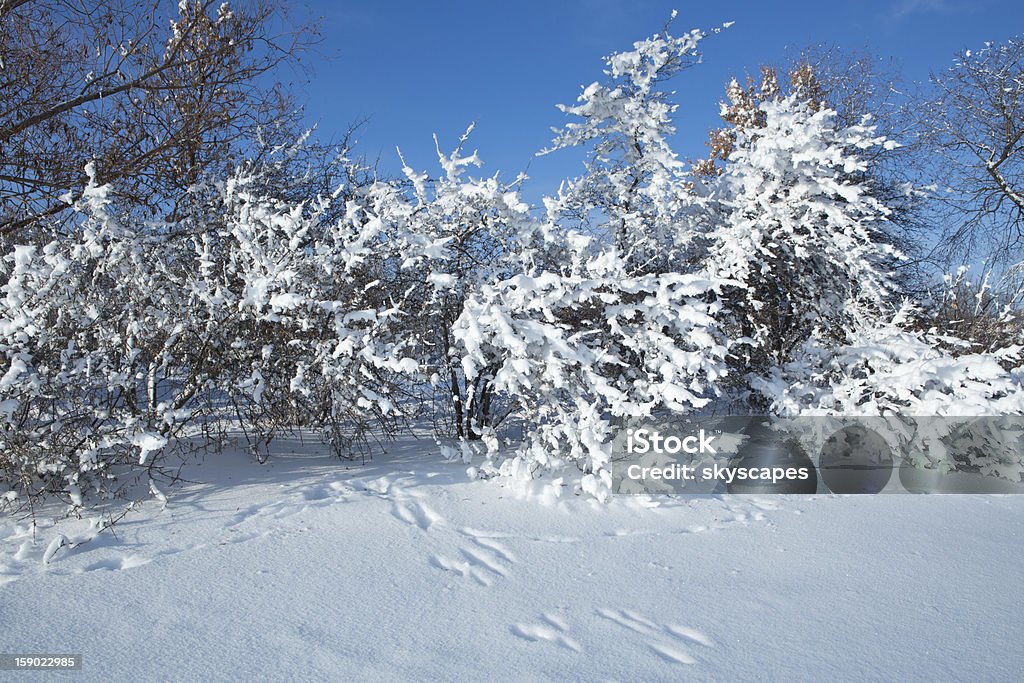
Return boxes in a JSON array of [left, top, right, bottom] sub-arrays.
[[451, 216, 729, 500], [540, 14, 727, 273], [392, 128, 541, 442], [692, 56, 921, 266], [706, 95, 902, 408]]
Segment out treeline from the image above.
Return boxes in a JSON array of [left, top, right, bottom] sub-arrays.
[[1, 3, 1023, 509]]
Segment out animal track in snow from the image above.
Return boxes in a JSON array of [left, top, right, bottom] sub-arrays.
[[649, 642, 696, 665], [227, 479, 356, 530], [391, 501, 443, 531], [228, 503, 266, 526], [511, 613, 581, 652], [664, 623, 714, 647], [596, 608, 660, 635], [427, 528, 516, 586], [362, 476, 396, 496], [460, 529, 516, 562], [81, 554, 151, 572], [428, 542, 510, 586], [300, 486, 331, 502], [429, 554, 493, 586], [596, 607, 712, 665]]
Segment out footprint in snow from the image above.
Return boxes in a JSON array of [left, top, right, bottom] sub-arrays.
[[511, 613, 581, 652], [429, 554, 494, 586], [391, 501, 443, 531], [596, 607, 712, 665], [362, 476, 394, 496], [82, 554, 151, 572], [228, 502, 268, 526], [300, 486, 331, 502], [459, 528, 516, 563], [428, 528, 516, 586]]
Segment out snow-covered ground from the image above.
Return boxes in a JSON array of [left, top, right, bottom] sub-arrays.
[[2, 435, 1021, 681]]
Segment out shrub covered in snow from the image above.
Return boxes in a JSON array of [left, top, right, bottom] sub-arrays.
[[0, 157, 420, 508], [754, 304, 1024, 480], [705, 95, 903, 407], [452, 229, 729, 500], [389, 128, 541, 442]]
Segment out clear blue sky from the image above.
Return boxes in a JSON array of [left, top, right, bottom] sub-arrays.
[[294, 0, 1024, 200]]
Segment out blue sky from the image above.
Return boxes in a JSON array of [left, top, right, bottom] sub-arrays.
[[295, 0, 1024, 199]]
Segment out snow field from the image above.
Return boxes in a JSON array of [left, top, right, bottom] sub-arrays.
[[1, 435, 1021, 681]]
